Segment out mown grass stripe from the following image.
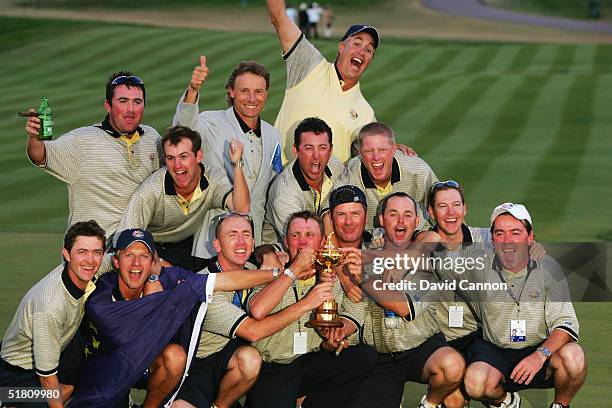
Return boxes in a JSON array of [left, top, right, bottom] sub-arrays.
[[468, 75, 570, 227], [506, 45, 538, 74], [562, 73, 612, 241], [591, 44, 612, 75], [407, 74, 498, 158], [525, 44, 560, 75], [569, 44, 597, 75], [478, 44, 522, 75], [522, 74, 596, 238], [441, 75, 549, 189], [545, 44, 577, 76], [463, 45, 500, 75]]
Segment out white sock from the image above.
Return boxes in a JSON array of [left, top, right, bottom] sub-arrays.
[[502, 392, 513, 404], [421, 395, 437, 408]]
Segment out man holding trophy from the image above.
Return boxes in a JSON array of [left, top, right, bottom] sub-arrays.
[[245, 210, 377, 408]]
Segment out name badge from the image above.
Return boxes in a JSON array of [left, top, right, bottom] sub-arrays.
[[293, 332, 308, 355], [510, 319, 526, 342], [448, 306, 464, 328]]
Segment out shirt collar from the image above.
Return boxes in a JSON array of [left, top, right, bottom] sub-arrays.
[[164, 163, 209, 196], [361, 157, 401, 189], [431, 223, 474, 251], [62, 263, 86, 300], [292, 159, 333, 191], [96, 115, 144, 139], [334, 63, 345, 88], [112, 273, 127, 301], [233, 108, 261, 137]]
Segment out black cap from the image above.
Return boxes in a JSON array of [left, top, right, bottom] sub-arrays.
[[115, 228, 155, 254], [341, 24, 380, 49], [329, 185, 368, 211]]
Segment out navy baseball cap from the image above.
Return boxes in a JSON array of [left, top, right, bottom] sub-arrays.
[[115, 228, 155, 254], [341, 24, 380, 49], [329, 185, 367, 211]]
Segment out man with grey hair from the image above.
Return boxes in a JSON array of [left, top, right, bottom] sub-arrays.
[[174, 56, 282, 260], [335, 121, 438, 230]]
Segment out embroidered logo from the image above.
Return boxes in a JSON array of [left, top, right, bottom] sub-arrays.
[[350, 110, 358, 120], [132, 229, 145, 238], [149, 153, 156, 162]]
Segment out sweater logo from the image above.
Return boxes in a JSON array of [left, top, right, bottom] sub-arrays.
[[350, 110, 358, 120]]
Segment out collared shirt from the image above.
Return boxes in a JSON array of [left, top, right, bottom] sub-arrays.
[[29, 116, 163, 238], [266, 157, 345, 240], [1, 264, 94, 375], [115, 164, 231, 244], [336, 154, 438, 231]]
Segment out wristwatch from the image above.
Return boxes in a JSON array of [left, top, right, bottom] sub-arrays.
[[536, 346, 552, 359], [271, 267, 281, 280], [148, 274, 160, 284], [231, 159, 244, 168], [284, 268, 297, 281]]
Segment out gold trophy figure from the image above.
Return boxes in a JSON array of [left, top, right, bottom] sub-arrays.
[[305, 233, 344, 328]]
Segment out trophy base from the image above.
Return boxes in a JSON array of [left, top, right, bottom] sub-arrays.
[[305, 319, 344, 328]]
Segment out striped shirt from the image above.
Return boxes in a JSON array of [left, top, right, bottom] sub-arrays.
[[1, 264, 95, 375], [335, 153, 438, 231], [116, 164, 231, 244], [478, 255, 579, 349], [266, 157, 345, 238], [248, 277, 351, 364], [275, 34, 376, 164], [430, 225, 490, 341], [195, 261, 250, 359], [29, 117, 163, 237]]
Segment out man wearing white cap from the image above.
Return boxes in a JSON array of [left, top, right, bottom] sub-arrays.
[[462, 203, 587, 408]]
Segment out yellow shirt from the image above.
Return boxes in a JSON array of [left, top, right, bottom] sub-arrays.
[[175, 184, 203, 215]]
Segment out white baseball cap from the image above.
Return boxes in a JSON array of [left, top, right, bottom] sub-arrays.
[[490, 202, 533, 228]]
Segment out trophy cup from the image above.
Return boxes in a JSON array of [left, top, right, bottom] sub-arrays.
[[305, 233, 344, 328]]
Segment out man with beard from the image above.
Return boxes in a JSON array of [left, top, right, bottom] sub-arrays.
[[174, 58, 282, 256], [336, 122, 438, 230], [245, 211, 377, 408], [25, 72, 163, 239], [172, 212, 321, 408], [463, 203, 586, 408], [115, 125, 249, 270], [266, 117, 344, 240]]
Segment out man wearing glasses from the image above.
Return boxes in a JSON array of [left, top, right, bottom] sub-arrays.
[[25, 72, 164, 239], [172, 212, 322, 408], [174, 59, 282, 258], [335, 122, 438, 231], [115, 125, 250, 271]]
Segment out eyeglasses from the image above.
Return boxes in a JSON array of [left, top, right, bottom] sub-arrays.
[[110, 75, 144, 86], [430, 180, 461, 193]]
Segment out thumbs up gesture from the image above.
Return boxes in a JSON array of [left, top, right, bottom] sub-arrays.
[[189, 55, 209, 93]]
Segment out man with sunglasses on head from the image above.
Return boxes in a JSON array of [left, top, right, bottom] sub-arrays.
[[174, 58, 282, 258], [25, 72, 164, 239], [172, 212, 320, 408], [427, 179, 492, 407], [335, 122, 438, 231], [115, 125, 249, 271]]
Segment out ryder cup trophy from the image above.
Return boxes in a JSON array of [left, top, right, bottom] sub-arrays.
[[305, 233, 344, 328]]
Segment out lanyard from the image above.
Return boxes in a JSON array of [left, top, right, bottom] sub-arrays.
[[495, 267, 531, 308], [292, 283, 302, 332]]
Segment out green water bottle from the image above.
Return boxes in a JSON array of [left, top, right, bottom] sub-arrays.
[[38, 96, 53, 140]]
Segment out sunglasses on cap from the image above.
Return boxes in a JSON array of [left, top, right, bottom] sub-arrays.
[[110, 75, 144, 86], [430, 180, 461, 193]]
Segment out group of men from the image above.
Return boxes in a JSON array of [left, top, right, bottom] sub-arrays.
[[1, 0, 587, 407]]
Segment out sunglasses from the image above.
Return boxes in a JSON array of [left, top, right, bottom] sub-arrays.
[[110, 75, 144, 86], [216, 211, 255, 233], [430, 180, 461, 193]]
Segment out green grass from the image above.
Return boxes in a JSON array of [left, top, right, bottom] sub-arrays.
[[0, 15, 610, 406], [487, 0, 612, 20]]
